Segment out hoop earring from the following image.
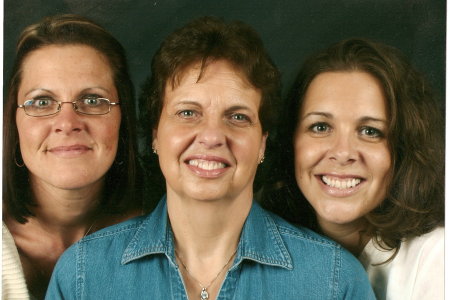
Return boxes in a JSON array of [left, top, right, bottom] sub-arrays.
[[14, 145, 24, 168], [114, 159, 124, 166], [114, 136, 126, 166]]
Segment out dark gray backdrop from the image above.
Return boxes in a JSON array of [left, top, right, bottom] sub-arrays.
[[4, 0, 446, 104]]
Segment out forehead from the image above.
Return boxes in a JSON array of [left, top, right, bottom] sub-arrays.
[[21, 44, 112, 75], [302, 71, 387, 115], [170, 60, 254, 89], [164, 60, 261, 104], [19, 44, 115, 88]]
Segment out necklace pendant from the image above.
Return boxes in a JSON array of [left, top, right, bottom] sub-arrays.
[[200, 287, 209, 300]]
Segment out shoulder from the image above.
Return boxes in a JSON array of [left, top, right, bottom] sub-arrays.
[[401, 227, 444, 298], [264, 209, 368, 274], [49, 215, 148, 291], [2, 223, 30, 299], [55, 215, 147, 268], [83, 214, 146, 241], [403, 226, 444, 264], [266, 209, 341, 248], [398, 226, 444, 261], [362, 227, 444, 300], [258, 210, 375, 298], [361, 227, 444, 269]]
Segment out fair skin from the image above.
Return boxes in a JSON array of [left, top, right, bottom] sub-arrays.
[[5, 44, 126, 299], [294, 71, 391, 255], [153, 59, 266, 300]]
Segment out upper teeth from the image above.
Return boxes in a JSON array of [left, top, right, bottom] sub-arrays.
[[322, 176, 361, 189], [188, 159, 226, 170]]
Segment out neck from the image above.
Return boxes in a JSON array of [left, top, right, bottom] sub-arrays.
[[168, 194, 250, 255], [317, 217, 371, 256], [167, 190, 251, 293], [25, 176, 104, 242]]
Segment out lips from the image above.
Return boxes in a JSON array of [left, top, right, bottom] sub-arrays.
[[188, 159, 226, 170], [321, 175, 361, 189], [185, 156, 230, 178], [316, 174, 364, 197], [47, 144, 92, 157]]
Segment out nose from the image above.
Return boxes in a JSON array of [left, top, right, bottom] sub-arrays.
[[53, 102, 85, 134], [328, 132, 358, 165], [196, 118, 226, 149]]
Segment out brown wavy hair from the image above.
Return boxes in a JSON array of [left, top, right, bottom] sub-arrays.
[[3, 14, 142, 223], [260, 38, 444, 255]]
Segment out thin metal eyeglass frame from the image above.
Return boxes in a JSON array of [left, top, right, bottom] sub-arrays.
[[17, 98, 120, 117]]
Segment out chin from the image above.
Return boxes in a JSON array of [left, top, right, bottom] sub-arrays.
[[53, 180, 100, 191], [46, 172, 105, 190], [316, 204, 363, 226], [186, 192, 225, 202]]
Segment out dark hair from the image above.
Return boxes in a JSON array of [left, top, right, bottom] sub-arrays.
[[139, 16, 281, 202], [260, 38, 444, 253], [3, 14, 142, 223]]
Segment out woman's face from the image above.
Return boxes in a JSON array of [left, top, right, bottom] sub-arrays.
[[153, 60, 266, 203], [16, 44, 121, 191], [294, 71, 391, 229]]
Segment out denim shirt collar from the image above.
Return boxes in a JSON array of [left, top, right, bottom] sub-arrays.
[[121, 196, 292, 270]]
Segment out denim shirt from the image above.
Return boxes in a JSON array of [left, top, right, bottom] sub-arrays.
[[46, 197, 375, 299]]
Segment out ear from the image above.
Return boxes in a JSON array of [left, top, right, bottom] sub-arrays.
[[258, 132, 268, 163]]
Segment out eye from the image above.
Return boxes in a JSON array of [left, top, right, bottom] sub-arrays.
[[25, 97, 55, 108], [309, 122, 331, 134], [359, 126, 384, 139], [81, 96, 102, 106], [177, 110, 198, 119], [36, 99, 51, 107], [230, 113, 251, 123]]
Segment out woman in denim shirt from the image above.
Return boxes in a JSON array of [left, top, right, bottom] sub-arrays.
[[46, 17, 375, 300]]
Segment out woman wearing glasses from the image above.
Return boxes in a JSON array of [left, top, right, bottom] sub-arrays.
[[3, 14, 142, 299]]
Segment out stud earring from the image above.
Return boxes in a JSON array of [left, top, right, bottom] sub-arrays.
[[152, 147, 157, 155], [259, 156, 265, 164]]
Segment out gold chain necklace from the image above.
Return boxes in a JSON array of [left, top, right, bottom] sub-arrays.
[[83, 220, 97, 237], [175, 249, 237, 300]]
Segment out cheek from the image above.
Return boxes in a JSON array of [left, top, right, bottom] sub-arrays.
[[368, 145, 391, 178], [228, 130, 264, 168], [159, 125, 191, 150], [236, 132, 261, 152], [156, 128, 192, 166], [16, 118, 48, 153], [95, 117, 121, 151], [294, 136, 317, 173]]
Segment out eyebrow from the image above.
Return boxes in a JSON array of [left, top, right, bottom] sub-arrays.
[[80, 87, 111, 94], [359, 116, 387, 124], [173, 100, 202, 107], [301, 112, 332, 121], [225, 105, 252, 112], [24, 88, 54, 98], [24, 86, 112, 98], [302, 112, 387, 124]]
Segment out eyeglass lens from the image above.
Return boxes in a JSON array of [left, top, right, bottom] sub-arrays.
[[22, 97, 112, 116]]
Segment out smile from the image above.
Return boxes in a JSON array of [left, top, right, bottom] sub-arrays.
[[188, 159, 226, 170], [321, 175, 361, 189], [47, 144, 92, 157]]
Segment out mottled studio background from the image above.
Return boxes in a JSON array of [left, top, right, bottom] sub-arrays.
[[4, 0, 445, 105]]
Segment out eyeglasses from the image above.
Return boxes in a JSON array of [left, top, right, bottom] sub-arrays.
[[17, 97, 120, 117]]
